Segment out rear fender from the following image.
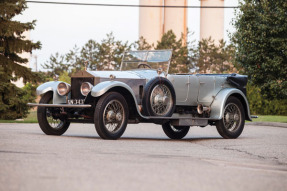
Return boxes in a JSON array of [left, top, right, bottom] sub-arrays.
[[210, 88, 252, 121], [36, 81, 67, 104]]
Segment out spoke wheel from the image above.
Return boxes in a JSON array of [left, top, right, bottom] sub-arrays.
[[150, 84, 173, 116], [162, 122, 190, 139], [142, 77, 176, 117], [216, 96, 245, 139], [37, 92, 70, 135], [103, 100, 125, 133], [223, 103, 241, 132], [94, 92, 128, 140]]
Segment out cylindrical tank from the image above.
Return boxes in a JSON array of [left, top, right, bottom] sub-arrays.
[[200, 0, 224, 44], [139, 0, 164, 46], [164, 0, 188, 43]]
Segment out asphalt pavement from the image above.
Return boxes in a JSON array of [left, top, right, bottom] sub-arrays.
[[0, 122, 286, 191]]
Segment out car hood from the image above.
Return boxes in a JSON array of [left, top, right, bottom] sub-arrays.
[[87, 69, 162, 81]]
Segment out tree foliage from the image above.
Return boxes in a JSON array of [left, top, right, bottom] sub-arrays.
[[196, 38, 238, 73], [43, 33, 131, 75], [82, 32, 131, 70], [0, 0, 41, 119], [232, 0, 287, 99], [44, 30, 199, 75], [247, 84, 287, 115], [155, 30, 190, 73]]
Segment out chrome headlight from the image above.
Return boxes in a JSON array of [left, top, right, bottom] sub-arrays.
[[57, 82, 71, 96], [80, 82, 93, 96]]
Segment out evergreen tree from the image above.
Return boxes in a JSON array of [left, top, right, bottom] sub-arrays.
[[42, 52, 66, 75], [44, 33, 131, 73], [84, 32, 130, 70], [196, 38, 237, 73], [133, 36, 153, 50], [232, 0, 287, 99], [0, 0, 41, 119], [156, 30, 190, 73]]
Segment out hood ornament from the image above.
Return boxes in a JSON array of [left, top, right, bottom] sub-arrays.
[[53, 74, 59, 81], [110, 74, 116, 80], [84, 61, 89, 71]]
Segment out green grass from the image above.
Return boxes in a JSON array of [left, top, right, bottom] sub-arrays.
[[252, 115, 287, 123], [0, 110, 38, 123]]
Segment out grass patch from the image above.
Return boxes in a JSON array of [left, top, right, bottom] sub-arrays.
[[252, 115, 287, 123], [0, 110, 38, 123]]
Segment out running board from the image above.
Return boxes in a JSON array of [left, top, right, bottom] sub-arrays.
[[171, 118, 208, 127], [145, 115, 210, 127], [28, 103, 92, 108]]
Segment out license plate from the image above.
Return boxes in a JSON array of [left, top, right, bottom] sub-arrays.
[[68, 99, 85, 105]]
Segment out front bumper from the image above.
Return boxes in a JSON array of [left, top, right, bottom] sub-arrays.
[[27, 103, 92, 108]]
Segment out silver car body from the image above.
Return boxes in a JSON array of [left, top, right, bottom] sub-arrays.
[[35, 50, 251, 121]]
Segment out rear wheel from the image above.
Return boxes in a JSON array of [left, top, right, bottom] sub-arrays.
[[94, 92, 129, 140], [37, 92, 70, 135], [162, 122, 190, 139], [216, 96, 245, 139]]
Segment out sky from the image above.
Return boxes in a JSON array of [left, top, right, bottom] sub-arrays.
[[15, 0, 239, 71]]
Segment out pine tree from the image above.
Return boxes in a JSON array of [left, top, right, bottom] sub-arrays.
[[0, 0, 41, 119], [156, 30, 190, 73], [196, 38, 238, 74]]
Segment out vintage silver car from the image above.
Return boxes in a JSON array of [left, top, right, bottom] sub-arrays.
[[28, 50, 252, 140]]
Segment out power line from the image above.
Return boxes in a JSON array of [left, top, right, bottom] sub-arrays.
[[26, 1, 239, 8]]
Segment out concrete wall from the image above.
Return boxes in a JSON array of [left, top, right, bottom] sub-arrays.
[[139, 0, 225, 46], [139, 0, 164, 46], [200, 0, 224, 44], [164, 0, 187, 42]]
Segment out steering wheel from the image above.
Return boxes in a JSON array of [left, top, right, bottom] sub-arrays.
[[137, 63, 152, 69]]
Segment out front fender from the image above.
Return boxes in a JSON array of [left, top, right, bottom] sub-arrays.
[[91, 81, 147, 118], [210, 88, 252, 121], [36, 81, 67, 104], [91, 81, 136, 98]]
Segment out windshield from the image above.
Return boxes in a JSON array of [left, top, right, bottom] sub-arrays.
[[120, 50, 172, 74]]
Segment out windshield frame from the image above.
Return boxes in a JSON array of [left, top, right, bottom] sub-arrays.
[[120, 50, 172, 74]]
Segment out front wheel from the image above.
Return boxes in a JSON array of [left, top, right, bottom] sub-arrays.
[[216, 96, 245, 139], [94, 92, 129, 140], [37, 92, 70, 135], [162, 122, 190, 139]]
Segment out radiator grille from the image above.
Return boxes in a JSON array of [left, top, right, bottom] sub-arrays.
[[71, 77, 94, 99]]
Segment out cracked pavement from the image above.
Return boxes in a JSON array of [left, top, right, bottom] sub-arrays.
[[0, 123, 286, 191]]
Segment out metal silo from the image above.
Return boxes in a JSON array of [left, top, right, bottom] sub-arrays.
[[139, 0, 164, 46], [200, 0, 224, 44]]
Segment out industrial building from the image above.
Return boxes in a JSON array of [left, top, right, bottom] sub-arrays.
[[139, 0, 224, 45]]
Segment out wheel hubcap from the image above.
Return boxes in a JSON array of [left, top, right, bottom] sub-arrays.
[[223, 103, 241, 132], [106, 110, 116, 122]]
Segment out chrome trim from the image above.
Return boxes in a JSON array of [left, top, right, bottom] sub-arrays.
[[57, 82, 71, 96], [80, 82, 93, 96], [28, 103, 91, 108]]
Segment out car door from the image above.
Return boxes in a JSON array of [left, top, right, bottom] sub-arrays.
[[167, 75, 189, 104], [197, 75, 216, 104]]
